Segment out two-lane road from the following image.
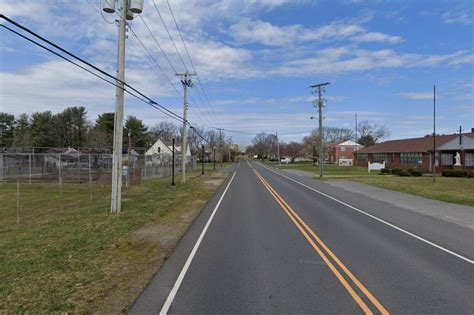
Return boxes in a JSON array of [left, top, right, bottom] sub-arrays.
[[131, 159, 474, 314]]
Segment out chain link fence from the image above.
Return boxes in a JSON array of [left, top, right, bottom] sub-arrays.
[[0, 149, 197, 185], [0, 148, 198, 225]]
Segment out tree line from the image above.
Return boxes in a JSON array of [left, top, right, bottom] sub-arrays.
[[0, 107, 238, 157], [246, 120, 389, 163]]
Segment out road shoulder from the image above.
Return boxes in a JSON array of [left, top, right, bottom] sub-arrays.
[[325, 179, 474, 231], [276, 167, 473, 231], [128, 166, 236, 314]]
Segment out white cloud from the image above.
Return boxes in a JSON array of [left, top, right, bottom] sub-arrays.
[[351, 32, 402, 43], [0, 59, 173, 117], [229, 18, 368, 46], [229, 18, 301, 46], [228, 16, 405, 47], [398, 92, 434, 100], [272, 48, 474, 77], [442, 7, 473, 25]]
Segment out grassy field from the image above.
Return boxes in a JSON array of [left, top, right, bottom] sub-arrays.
[[348, 176, 474, 207], [263, 160, 379, 176], [0, 165, 229, 313], [261, 160, 474, 206]]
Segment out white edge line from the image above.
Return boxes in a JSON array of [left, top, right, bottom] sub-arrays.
[[160, 172, 237, 314], [256, 162, 474, 265]]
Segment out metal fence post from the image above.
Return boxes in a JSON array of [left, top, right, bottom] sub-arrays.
[[89, 152, 93, 202], [78, 150, 81, 183], [171, 138, 176, 187], [28, 153, 32, 184], [58, 154, 63, 211], [0, 153, 3, 182], [16, 180, 20, 224]]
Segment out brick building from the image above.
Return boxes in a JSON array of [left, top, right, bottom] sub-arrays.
[[354, 130, 474, 173], [327, 140, 364, 164]]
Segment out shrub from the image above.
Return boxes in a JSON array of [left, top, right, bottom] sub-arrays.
[[399, 170, 411, 177], [467, 170, 474, 178], [442, 169, 468, 177], [380, 168, 391, 175], [407, 169, 422, 177], [391, 168, 402, 176]]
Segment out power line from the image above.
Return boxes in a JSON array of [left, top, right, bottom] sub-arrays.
[[86, 0, 116, 24], [138, 15, 177, 74], [0, 24, 177, 121], [0, 15, 220, 145], [1, 14, 185, 123], [151, 0, 188, 71], [1, 14, 311, 144], [134, 15, 217, 128], [165, 0, 221, 127], [128, 25, 215, 128]]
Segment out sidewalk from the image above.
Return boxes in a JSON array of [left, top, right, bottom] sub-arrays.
[[281, 169, 474, 231]]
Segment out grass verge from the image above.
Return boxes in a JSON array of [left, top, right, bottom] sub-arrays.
[[347, 176, 474, 207], [0, 168, 228, 313]]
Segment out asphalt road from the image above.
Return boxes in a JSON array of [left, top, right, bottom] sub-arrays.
[[130, 159, 474, 314]]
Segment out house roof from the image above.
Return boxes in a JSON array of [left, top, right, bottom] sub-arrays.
[[357, 132, 474, 154], [46, 147, 77, 154], [337, 140, 363, 147]]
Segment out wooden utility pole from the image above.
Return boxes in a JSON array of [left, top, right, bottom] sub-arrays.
[[432, 85, 436, 183], [176, 72, 196, 184], [310, 82, 330, 178], [110, 0, 127, 213]]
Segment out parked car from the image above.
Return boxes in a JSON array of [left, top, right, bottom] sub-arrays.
[[281, 157, 291, 164]]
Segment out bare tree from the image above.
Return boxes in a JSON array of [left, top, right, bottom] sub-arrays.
[[149, 121, 179, 142], [357, 120, 390, 146], [188, 126, 205, 153], [248, 133, 278, 159], [325, 127, 354, 143], [280, 141, 305, 163], [302, 131, 319, 165]]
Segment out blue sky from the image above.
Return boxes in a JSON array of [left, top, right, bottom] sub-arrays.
[[0, 0, 473, 148]]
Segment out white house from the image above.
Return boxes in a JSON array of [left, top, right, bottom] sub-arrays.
[[145, 139, 192, 163]]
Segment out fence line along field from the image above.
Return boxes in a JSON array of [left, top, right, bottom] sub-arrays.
[[0, 147, 197, 225]]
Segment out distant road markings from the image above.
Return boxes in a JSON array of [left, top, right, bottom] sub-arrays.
[[252, 166, 388, 315], [160, 172, 237, 315], [256, 162, 474, 265]]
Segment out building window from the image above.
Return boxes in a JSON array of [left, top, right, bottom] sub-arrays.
[[441, 153, 453, 165], [465, 153, 474, 166], [357, 153, 367, 162], [373, 153, 387, 163], [341, 147, 346, 151], [401, 152, 422, 165]]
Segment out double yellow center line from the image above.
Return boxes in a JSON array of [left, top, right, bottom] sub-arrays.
[[249, 162, 388, 314]]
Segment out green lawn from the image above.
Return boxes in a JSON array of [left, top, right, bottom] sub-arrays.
[[347, 176, 474, 207], [0, 167, 228, 313], [260, 159, 474, 207], [263, 160, 379, 176]]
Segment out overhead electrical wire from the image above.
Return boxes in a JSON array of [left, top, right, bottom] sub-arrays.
[[149, 0, 221, 127], [165, 0, 221, 127], [128, 25, 215, 128], [0, 14, 216, 145], [1, 14, 311, 144], [136, 9, 218, 128], [151, 0, 188, 71]]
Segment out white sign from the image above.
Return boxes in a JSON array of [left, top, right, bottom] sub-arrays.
[[368, 161, 385, 172], [338, 159, 353, 166]]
